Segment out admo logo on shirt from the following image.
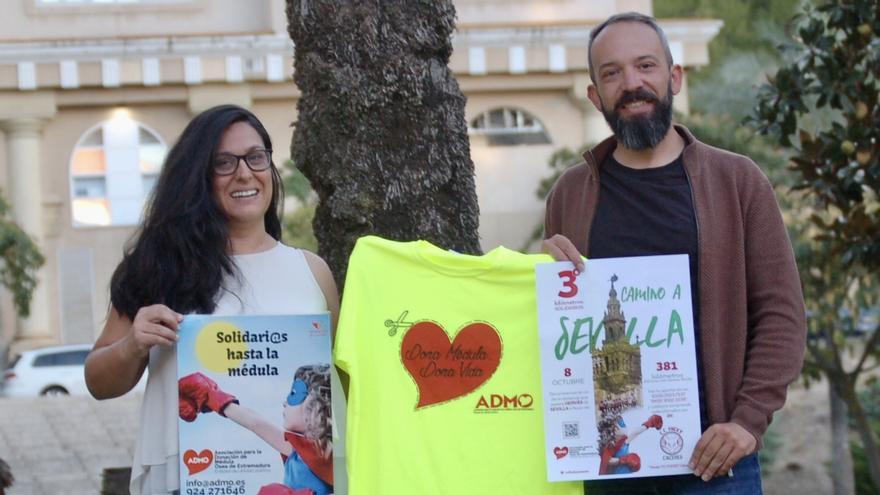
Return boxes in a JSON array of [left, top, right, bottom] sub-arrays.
[[474, 393, 534, 411]]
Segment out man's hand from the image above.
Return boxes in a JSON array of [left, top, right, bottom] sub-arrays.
[[689, 422, 756, 481], [542, 234, 585, 273]]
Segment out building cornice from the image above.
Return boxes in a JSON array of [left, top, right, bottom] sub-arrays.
[[0, 34, 293, 63], [0, 19, 721, 92], [455, 19, 723, 46]]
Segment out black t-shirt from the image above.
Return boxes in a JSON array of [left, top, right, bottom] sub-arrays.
[[588, 152, 704, 422], [588, 153, 698, 285]]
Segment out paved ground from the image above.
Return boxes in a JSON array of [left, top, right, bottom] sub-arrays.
[[0, 382, 834, 495], [0, 393, 141, 495], [761, 381, 834, 495]]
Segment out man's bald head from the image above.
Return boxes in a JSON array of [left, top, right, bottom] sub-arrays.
[[588, 12, 674, 84]]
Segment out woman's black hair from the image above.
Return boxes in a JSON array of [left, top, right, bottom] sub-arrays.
[[110, 104, 284, 320]]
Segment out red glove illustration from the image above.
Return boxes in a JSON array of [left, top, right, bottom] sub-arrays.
[[256, 483, 314, 495], [179, 373, 210, 422], [179, 395, 199, 422], [620, 453, 641, 472], [643, 414, 663, 430], [204, 377, 237, 416], [178, 372, 238, 419]]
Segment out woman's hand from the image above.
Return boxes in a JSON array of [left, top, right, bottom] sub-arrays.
[[128, 304, 183, 357], [85, 304, 182, 399]]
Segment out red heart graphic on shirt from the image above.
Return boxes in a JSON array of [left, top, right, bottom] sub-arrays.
[[554, 446, 569, 459], [401, 321, 502, 408], [183, 449, 214, 475]]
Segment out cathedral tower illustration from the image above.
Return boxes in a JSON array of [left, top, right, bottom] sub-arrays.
[[592, 275, 643, 418]]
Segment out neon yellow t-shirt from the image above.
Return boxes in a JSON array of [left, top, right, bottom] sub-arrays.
[[335, 236, 583, 495]]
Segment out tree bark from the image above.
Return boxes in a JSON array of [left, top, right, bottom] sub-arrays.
[[830, 382, 855, 495], [845, 383, 880, 491], [287, 0, 481, 288]]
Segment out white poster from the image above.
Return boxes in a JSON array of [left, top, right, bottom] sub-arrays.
[[177, 314, 333, 495], [536, 255, 701, 481]]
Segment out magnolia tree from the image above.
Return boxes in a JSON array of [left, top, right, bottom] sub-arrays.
[[0, 193, 43, 318], [753, 0, 879, 267], [751, 1, 879, 491], [0, 191, 45, 370], [286, 0, 481, 288]]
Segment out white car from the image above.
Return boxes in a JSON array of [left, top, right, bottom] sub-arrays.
[[1, 343, 146, 397]]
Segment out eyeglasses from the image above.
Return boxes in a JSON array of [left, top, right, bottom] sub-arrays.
[[212, 148, 272, 176]]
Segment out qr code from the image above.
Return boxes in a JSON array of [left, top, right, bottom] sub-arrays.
[[563, 421, 579, 439]]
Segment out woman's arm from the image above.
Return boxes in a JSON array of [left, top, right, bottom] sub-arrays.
[[302, 250, 349, 397], [302, 251, 340, 342], [84, 304, 182, 399]]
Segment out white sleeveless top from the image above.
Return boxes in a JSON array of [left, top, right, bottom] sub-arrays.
[[130, 243, 329, 495]]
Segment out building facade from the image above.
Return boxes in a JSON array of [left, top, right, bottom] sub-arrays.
[[0, 0, 720, 352]]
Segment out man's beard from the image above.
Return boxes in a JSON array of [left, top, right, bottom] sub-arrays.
[[600, 83, 673, 150]]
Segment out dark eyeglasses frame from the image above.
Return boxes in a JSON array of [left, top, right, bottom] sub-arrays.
[[212, 148, 273, 176]]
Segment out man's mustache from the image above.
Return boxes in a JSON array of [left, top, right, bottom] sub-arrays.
[[614, 89, 660, 112]]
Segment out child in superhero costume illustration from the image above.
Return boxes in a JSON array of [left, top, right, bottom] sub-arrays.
[[178, 364, 333, 495], [598, 414, 663, 475]]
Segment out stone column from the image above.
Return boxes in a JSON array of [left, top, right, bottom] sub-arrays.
[[0, 118, 51, 342], [0, 92, 57, 345]]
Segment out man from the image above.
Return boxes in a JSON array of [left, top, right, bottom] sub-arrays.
[[543, 12, 806, 494]]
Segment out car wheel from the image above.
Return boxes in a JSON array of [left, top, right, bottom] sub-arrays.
[[41, 386, 69, 397]]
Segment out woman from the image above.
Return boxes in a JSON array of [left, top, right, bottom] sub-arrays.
[[0, 457, 12, 495], [84, 105, 339, 495]]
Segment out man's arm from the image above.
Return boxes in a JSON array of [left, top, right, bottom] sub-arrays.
[[691, 168, 807, 480], [734, 171, 807, 438], [542, 171, 586, 272]]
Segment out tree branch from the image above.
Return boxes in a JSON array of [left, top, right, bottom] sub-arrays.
[[851, 330, 880, 378]]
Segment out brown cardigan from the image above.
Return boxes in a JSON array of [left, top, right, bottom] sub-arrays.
[[544, 124, 806, 448]]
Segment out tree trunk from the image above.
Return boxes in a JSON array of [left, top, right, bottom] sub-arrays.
[[830, 383, 855, 495], [845, 384, 880, 491], [286, 0, 481, 288]]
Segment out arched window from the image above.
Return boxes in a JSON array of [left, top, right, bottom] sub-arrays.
[[468, 107, 551, 146], [69, 117, 166, 227]]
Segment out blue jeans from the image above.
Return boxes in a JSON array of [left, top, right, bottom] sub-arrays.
[[585, 454, 763, 495]]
